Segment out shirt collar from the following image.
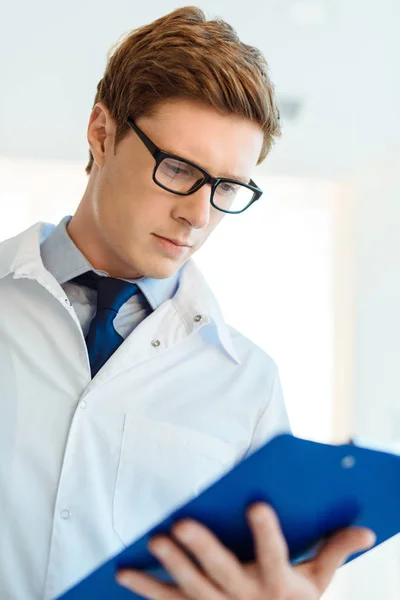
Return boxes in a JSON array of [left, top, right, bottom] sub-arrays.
[[40, 216, 180, 310], [0, 220, 240, 363]]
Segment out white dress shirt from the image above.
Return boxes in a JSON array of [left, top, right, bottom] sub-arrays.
[[40, 215, 181, 338], [0, 220, 290, 600]]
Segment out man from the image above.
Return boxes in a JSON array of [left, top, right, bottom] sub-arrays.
[[0, 6, 374, 600]]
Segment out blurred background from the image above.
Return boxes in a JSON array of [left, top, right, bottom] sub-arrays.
[[1, 0, 399, 598]]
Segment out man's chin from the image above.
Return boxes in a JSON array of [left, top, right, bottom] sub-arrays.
[[141, 261, 183, 279], [138, 258, 185, 279]]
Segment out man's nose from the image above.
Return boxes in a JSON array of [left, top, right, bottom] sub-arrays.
[[173, 184, 212, 230]]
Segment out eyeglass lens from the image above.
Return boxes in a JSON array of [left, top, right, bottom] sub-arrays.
[[155, 157, 255, 212]]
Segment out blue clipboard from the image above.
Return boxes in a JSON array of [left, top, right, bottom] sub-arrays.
[[57, 434, 400, 599]]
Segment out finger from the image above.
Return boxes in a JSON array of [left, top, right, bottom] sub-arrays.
[[116, 568, 186, 600], [171, 519, 257, 599], [148, 535, 227, 600], [247, 503, 289, 594], [299, 526, 376, 593]]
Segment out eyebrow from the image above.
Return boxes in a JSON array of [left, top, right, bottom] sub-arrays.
[[218, 171, 250, 184], [163, 146, 250, 184]]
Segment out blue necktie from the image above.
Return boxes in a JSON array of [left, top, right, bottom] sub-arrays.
[[72, 271, 138, 378]]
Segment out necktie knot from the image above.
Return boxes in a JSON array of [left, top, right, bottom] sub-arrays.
[[96, 276, 138, 313], [72, 271, 138, 313]]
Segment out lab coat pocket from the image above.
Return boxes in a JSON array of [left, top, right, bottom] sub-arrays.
[[112, 414, 239, 547]]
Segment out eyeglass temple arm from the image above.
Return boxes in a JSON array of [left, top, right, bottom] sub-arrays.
[[127, 118, 157, 156]]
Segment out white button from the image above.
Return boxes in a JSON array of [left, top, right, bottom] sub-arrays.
[[341, 456, 356, 469], [64, 298, 71, 306], [151, 340, 161, 347], [60, 509, 71, 519], [80, 400, 87, 409], [194, 315, 202, 322]]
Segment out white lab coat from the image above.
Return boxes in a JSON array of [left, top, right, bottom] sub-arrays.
[[0, 222, 290, 599]]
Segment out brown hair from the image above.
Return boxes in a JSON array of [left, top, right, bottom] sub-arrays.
[[85, 6, 281, 176]]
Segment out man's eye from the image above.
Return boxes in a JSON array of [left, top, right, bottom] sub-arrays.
[[164, 162, 190, 176], [219, 182, 237, 194], [171, 166, 187, 175]]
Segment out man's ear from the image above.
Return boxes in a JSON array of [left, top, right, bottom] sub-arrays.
[[87, 102, 116, 169]]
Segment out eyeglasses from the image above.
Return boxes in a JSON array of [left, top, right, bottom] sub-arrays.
[[127, 117, 263, 214]]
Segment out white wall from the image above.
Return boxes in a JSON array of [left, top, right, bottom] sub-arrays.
[[330, 151, 400, 600], [195, 174, 337, 443], [345, 153, 400, 600], [1, 0, 399, 180]]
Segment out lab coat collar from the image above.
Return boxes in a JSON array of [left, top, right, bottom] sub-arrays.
[[0, 222, 240, 363], [174, 260, 240, 362]]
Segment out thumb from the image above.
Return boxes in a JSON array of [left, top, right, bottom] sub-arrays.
[[303, 527, 376, 593]]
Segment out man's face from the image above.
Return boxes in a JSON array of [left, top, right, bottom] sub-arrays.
[[80, 98, 263, 279]]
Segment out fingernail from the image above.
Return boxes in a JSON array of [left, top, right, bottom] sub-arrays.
[[250, 504, 270, 523], [116, 571, 131, 587], [174, 525, 194, 542], [150, 541, 171, 557], [365, 531, 376, 547]]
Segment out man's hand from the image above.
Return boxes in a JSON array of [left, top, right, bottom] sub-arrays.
[[116, 502, 376, 600]]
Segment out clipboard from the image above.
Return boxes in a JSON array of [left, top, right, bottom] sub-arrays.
[[57, 433, 400, 599]]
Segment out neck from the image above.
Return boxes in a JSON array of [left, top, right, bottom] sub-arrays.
[[67, 182, 141, 278]]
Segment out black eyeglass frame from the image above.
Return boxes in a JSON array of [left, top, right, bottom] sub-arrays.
[[127, 117, 263, 214]]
